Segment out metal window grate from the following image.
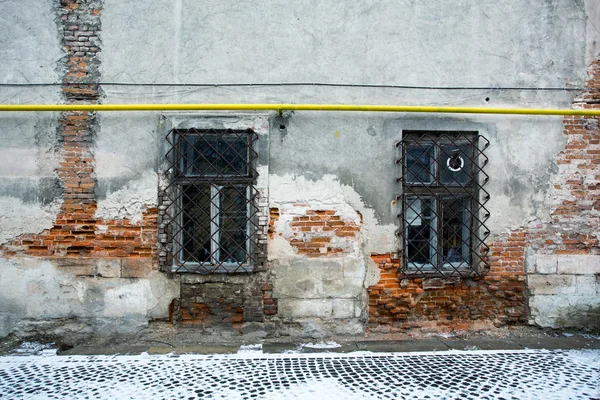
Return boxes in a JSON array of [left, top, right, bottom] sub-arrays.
[[396, 132, 490, 276], [161, 128, 260, 273]]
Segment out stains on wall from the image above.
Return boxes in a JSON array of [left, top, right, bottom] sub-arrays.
[[283, 208, 361, 257], [368, 231, 527, 334], [525, 59, 600, 329], [0, 0, 181, 340]]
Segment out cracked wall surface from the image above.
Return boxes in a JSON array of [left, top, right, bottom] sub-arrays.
[[0, 0, 599, 339], [525, 60, 600, 330], [266, 174, 381, 336], [0, 0, 179, 340]]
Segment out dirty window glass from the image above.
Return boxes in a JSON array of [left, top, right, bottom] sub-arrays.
[[180, 133, 248, 177], [405, 144, 435, 184], [167, 128, 259, 274], [181, 184, 212, 263], [218, 185, 249, 263], [440, 196, 471, 266], [399, 132, 489, 275], [439, 143, 472, 186], [406, 197, 437, 265]]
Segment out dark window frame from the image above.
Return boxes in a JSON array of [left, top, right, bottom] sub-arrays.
[[163, 128, 261, 274], [398, 131, 490, 277]]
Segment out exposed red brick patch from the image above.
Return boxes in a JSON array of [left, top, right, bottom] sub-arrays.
[[539, 58, 600, 257], [368, 57, 600, 334], [179, 302, 244, 328], [175, 282, 246, 329], [367, 232, 527, 333], [285, 209, 361, 257], [262, 282, 278, 316], [0, 1, 158, 270], [268, 208, 280, 238], [2, 207, 158, 262], [552, 114, 600, 221]]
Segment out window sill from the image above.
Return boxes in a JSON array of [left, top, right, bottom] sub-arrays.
[[400, 268, 481, 278], [171, 263, 256, 274]]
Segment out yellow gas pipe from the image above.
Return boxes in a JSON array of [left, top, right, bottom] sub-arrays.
[[0, 103, 598, 116]]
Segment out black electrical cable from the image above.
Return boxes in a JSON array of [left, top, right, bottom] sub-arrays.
[[0, 82, 590, 91]]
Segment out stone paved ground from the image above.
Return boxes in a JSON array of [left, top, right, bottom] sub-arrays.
[[0, 348, 598, 399]]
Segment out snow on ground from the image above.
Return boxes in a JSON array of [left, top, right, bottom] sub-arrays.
[[237, 344, 263, 354], [300, 341, 342, 349], [0, 349, 598, 399], [13, 342, 57, 355]]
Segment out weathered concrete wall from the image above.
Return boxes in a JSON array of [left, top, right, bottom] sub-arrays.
[[524, 59, 600, 330], [0, 0, 180, 340], [0, 0, 63, 244], [0, 258, 179, 339], [267, 175, 380, 336], [527, 255, 600, 329], [0, 0, 599, 339], [100, 0, 588, 89]]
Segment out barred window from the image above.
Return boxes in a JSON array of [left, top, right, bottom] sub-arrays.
[[397, 132, 490, 276], [163, 128, 260, 273]]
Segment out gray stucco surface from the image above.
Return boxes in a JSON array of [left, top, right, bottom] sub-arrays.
[[0, 258, 180, 338], [96, 0, 592, 231], [0, 0, 598, 338], [0, 0, 64, 243], [100, 0, 588, 88]]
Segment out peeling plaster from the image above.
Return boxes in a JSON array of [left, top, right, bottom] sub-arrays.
[[269, 173, 397, 254], [268, 173, 392, 327], [267, 235, 297, 261], [0, 197, 61, 245], [256, 165, 269, 196], [0, 258, 179, 338], [95, 171, 158, 223]]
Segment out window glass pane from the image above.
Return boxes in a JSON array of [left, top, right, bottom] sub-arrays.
[[179, 134, 217, 176], [406, 197, 437, 265], [439, 143, 472, 185], [181, 184, 212, 263], [218, 185, 248, 263], [180, 133, 248, 177], [441, 197, 471, 265], [219, 135, 248, 175], [406, 144, 435, 184]]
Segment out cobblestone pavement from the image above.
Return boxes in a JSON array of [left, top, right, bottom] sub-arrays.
[[0, 349, 598, 399]]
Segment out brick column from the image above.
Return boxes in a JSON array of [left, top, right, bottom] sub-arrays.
[[2, 1, 156, 264], [55, 0, 103, 251]]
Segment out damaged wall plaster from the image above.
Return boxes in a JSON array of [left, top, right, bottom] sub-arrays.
[[0, 0, 599, 339], [0, 197, 62, 245], [0, 258, 180, 338], [269, 173, 397, 255], [95, 171, 158, 224], [267, 173, 388, 334]]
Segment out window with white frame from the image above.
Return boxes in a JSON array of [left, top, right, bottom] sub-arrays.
[[397, 131, 490, 276], [162, 128, 260, 273]]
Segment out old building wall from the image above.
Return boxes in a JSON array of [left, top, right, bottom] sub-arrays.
[[0, 0, 178, 339], [525, 60, 600, 330], [0, 0, 63, 246], [0, 0, 599, 339]]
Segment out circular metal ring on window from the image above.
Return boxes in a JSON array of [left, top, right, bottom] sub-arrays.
[[447, 155, 464, 172]]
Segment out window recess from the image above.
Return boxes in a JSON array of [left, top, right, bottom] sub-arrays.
[[162, 128, 260, 273], [396, 131, 490, 276]]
